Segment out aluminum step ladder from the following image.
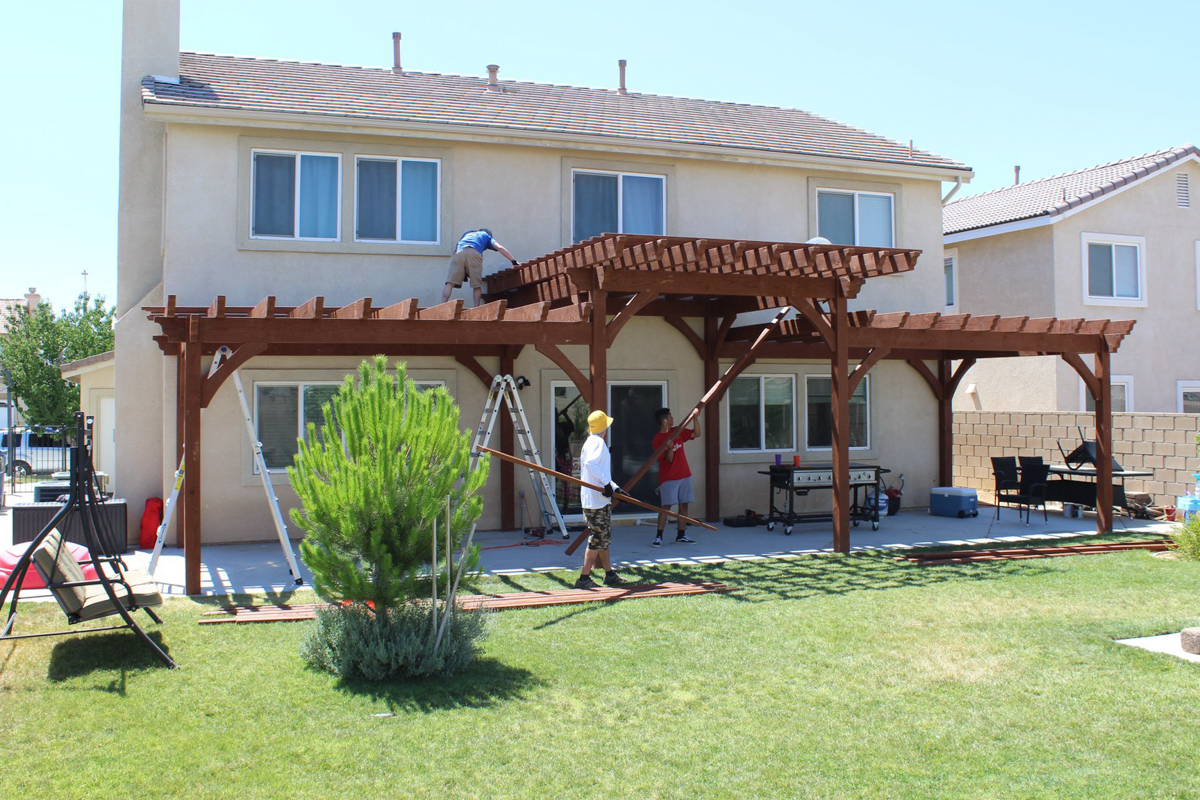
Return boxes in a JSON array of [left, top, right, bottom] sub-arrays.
[[470, 375, 568, 539], [149, 346, 305, 585]]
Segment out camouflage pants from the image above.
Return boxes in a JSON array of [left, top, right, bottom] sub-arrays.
[[584, 504, 612, 551]]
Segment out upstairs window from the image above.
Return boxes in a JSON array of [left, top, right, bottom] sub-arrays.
[[252, 150, 340, 240], [817, 190, 894, 247], [572, 170, 665, 243], [1083, 234, 1145, 305], [355, 157, 440, 243]]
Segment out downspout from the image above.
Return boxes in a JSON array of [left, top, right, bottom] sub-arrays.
[[941, 176, 963, 206]]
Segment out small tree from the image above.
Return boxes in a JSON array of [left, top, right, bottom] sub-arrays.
[[289, 356, 490, 678]]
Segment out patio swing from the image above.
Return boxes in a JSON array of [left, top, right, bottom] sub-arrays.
[[0, 412, 176, 668]]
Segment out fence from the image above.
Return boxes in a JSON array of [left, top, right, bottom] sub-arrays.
[[1, 426, 71, 477], [952, 411, 1200, 505]]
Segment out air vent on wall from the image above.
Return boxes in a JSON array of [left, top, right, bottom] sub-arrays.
[[1177, 173, 1190, 208]]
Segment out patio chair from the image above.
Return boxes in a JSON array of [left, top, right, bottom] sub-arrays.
[[1015, 462, 1051, 526], [990, 456, 1021, 519]]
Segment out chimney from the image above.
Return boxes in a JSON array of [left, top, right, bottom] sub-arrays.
[[392, 32, 402, 73], [24, 287, 40, 311], [618, 59, 627, 95], [486, 64, 500, 91], [1014, 165, 1021, 185]]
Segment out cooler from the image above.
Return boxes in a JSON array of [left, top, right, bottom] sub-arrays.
[[929, 487, 979, 518], [1177, 496, 1200, 524]]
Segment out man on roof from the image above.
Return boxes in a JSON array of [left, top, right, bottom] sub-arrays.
[[441, 228, 519, 308]]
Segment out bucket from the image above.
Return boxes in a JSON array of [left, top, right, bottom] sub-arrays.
[[886, 496, 901, 516], [1063, 503, 1080, 518]]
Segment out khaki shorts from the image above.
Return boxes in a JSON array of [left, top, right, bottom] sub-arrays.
[[584, 504, 612, 551], [446, 248, 484, 290]]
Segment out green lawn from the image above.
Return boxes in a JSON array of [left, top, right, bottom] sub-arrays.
[[2, 546, 1197, 799]]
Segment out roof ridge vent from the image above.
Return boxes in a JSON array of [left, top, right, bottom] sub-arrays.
[[486, 64, 500, 91], [1177, 172, 1190, 208]]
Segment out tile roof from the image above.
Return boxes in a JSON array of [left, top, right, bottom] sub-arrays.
[[944, 145, 1199, 235], [142, 52, 971, 174]]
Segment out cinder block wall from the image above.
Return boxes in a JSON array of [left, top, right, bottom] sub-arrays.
[[952, 412, 1200, 505]]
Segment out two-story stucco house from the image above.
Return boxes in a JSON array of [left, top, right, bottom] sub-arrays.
[[106, 0, 981, 558], [944, 146, 1200, 413]]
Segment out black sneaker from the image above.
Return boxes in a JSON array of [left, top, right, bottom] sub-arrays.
[[603, 571, 627, 587], [652, 536, 663, 548], [675, 534, 696, 544], [575, 575, 598, 589]]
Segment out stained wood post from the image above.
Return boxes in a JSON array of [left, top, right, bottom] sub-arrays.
[[590, 289, 608, 413], [175, 352, 186, 548], [182, 320, 203, 595], [704, 316, 720, 522], [831, 293, 850, 553], [1095, 347, 1113, 533], [500, 348, 516, 532], [938, 359, 954, 488]]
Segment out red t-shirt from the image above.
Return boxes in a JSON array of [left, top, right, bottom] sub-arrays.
[[653, 428, 696, 483]]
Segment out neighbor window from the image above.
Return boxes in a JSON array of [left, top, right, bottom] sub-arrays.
[[572, 170, 665, 242], [1083, 376, 1132, 413], [255, 383, 341, 470], [817, 190, 894, 247], [251, 150, 340, 240], [944, 254, 957, 307], [728, 375, 794, 451], [1179, 382, 1200, 414], [806, 375, 869, 449], [355, 157, 440, 243], [1083, 234, 1145, 304]]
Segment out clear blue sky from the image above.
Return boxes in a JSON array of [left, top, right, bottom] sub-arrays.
[[2, 0, 1194, 311]]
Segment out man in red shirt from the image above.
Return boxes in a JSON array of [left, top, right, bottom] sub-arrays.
[[651, 408, 700, 547]]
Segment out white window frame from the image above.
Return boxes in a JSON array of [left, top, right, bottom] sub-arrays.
[[353, 155, 442, 245], [570, 168, 667, 243], [250, 149, 342, 242], [253, 380, 343, 473], [943, 249, 959, 309], [815, 189, 895, 247], [1080, 375, 1133, 413], [1081, 232, 1146, 308], [1177, 381, 1200, 413], [725, 374, 795, 453], [805, 374, 871, 451]]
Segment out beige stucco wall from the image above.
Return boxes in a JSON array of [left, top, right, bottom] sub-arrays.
[[949, 161, 1200, 414]]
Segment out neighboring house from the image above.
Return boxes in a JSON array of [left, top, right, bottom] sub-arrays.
[[60, 350, 116, 479], [112, 0, 973, 544], [944, 146, 1200, 413]]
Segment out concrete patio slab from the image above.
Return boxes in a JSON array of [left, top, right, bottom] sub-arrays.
[[1116, 634, 1200, 664]]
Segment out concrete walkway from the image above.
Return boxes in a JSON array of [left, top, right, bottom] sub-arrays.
[[1, 481, 1175, 598]]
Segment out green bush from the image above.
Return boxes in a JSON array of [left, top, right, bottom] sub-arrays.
[[301, 602, 488, 680], [288, 356, 490, 679], [1171, 513, 1200, 561]]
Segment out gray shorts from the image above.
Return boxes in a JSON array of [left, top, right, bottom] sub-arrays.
[[658, 477, 694, 506]]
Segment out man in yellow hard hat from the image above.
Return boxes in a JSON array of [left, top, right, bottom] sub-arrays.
[[576, 409, 627, 589]]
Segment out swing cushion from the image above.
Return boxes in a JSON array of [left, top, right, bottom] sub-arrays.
[[32, 530, 163, 621]]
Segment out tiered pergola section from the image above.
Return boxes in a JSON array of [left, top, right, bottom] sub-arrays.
[[146, 234, 1135, 595]]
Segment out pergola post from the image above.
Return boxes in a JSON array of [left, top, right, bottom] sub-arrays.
[[1095, 347, 1114, 533], [182, 320, 203, 595], [703, 317, 720, 521], [590, 289, 608, 413], [174, 351, 186, 548], [831, 293, 851, 553]]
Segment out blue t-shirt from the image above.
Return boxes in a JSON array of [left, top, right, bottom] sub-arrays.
[[456, 230, 496, 253]]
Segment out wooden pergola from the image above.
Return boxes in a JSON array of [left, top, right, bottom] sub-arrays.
[[147, 234, 1134, 594]]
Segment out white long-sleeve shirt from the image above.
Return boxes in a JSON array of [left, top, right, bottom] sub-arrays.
[[579, 432, 617, 510]]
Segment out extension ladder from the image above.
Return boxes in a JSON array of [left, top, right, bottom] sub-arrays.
[[149, 346, 305, 585], [471, 375, 567, 539]]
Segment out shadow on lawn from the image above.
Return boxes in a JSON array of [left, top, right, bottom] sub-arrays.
[[46, 629, 174, 687], [333, 656, 541, 713]]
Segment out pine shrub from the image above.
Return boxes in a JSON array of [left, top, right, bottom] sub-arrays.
[[288, 356, 490, 679]]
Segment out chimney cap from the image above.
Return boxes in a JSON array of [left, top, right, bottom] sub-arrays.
[[486, 64, 500, 91]]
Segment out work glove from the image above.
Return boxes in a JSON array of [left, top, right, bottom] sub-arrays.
[[511, 258, 519, 266], [614, 487, 632, 499], [602, 484, 614, 498]]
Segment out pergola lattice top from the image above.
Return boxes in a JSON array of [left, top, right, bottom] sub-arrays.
[[485, 233, 921, 306]]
